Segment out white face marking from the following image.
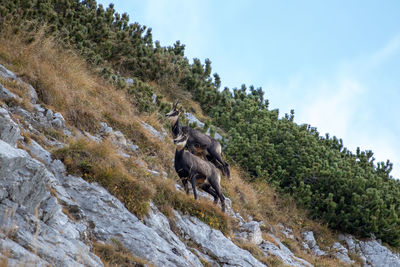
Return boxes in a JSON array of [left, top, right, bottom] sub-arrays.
[[167, 114, 179, 123], [174, 134, 188, 149], [165, 110, 175, 117], [175, 139, 186, 147]]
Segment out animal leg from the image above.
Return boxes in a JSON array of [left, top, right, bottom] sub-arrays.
[[190, 174, 198, 200], [223, 162, 230, 179], [182, 179, 190, 195], [209, 178, 226, 212], [201, 184, 219, 204], [217, 158, 230, 179], [209, 149, 230, 179]]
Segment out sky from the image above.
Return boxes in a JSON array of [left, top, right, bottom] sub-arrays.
[[98, 0, 400, 178]]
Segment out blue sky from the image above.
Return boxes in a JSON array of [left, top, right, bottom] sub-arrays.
[[98, 0, 400, 178]]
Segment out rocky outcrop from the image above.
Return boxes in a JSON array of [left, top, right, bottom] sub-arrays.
[[0, 140, 102, 266], [339, 234, 400, 266], [51, 161, 201, 267], [0, 107, 21, 147], [0, 83, 20, 102], [235, 221, 263, 245], [185, 112, 223, 140], [0, 64, 38, 104], [0, 140, 50, 213], [140, 121, 167, 140], [99, 121, 139, 157], [174, 211, 265, 267], [332, 242, 354, 264], [302, 231, 327, 257], [260, 234, 312, 267], [0, 234, 49, 267]]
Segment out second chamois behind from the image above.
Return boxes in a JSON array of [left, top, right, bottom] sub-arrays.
[[173, 128, 226, 212], [166, 101, 230, 179]]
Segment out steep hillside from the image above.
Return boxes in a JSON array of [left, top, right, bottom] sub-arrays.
[[0, 1, 400, 266], [2, 0, 399, 248], [0, 26, 398, 267]]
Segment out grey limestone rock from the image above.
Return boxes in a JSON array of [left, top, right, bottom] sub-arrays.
[[128, 143, 139, 152], [26, 84, 38, 104], [141, 121, 167, 140], [125, 78, 134, 85], [339, 234, 400, 267], [0, 82, 19, 101], [0, 107, 21, 147], [45, 110, 65, 128], [0, 234, 49, 267], [45, 109, 54, 120], [0, 64, 37, 103], [100, 121, 113, 135], [0, 142, 102, 266], [0, 140, 50, 213], [302, 231, 327, 256], [144, 203, 203, 266], [278, 223, 295, 239], [0, 64, 18, 80], [332, 242, 354, 264], [98, 122, 139, 154], [57, 172, 202, 267], [84, 131, 102, 143], [185, 112, 205, 128], [25, 139, 52, 165], [0, 201, 102, 267], [184, 112, 223, 140], [259, 234, 312, 267], [146, 169, 168, 178], [173, 210, 266, 267], [235, 221, 263, 245]]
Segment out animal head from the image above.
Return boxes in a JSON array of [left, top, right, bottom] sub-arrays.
[[165, 100, 183, 120], [173, 128, 189, 148]]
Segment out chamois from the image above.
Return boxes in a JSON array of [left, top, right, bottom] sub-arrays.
[[174, 129, 226, 212], [166, 101, 230, 179]]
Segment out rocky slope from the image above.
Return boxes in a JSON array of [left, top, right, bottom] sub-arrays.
[[1, 63, 400, 266]]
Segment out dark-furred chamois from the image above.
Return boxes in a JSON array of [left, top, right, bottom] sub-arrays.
[[166, 101, 230, 179], [173, 128, 225, 212]]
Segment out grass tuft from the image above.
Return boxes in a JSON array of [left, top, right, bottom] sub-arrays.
[[153, 179, 231, 234], [53, 139, 154, 218], [93, 239, 155, 267]]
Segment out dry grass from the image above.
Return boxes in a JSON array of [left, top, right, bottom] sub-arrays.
[[0, 76, 33, 111], [141, 113, 164, 132], [0, 257, 7, 267], [264, 255, 286, 267], [53, 138, 155, 218], [222, 166, 262, 221], [0, 27, 136, 134], [93, 239, 155, 267], [233, 239, 270, 265], [153, 179, 231, 234]]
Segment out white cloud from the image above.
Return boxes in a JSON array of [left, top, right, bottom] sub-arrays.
[[298, 77, 364, 139], [369, 35, 400, 69]]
